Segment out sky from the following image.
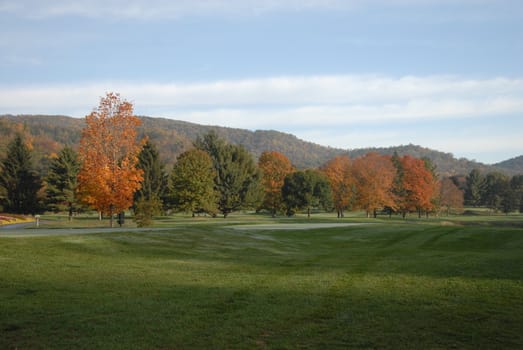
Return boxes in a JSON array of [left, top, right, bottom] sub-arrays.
[[0, 0, 522, 164]]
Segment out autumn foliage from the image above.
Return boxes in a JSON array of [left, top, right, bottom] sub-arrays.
[[439, 178, 464, 215], [321, 155, 354, 218], [0, 93, 464, 219], [352, 153, 397, 217], [77, 93, 144, 223], [400, 155, 439, 217], [258, 151, 295, 215]]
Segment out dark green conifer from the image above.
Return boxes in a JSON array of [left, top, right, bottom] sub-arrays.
[[45, 146, 80, 220], [0, 134, 41, 214]]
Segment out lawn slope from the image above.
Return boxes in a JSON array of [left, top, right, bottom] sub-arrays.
[[1, 219, 522, 349]]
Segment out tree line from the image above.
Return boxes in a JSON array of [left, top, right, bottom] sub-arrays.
[[463, 168, 523, 214], [1, 93, 521, 225]]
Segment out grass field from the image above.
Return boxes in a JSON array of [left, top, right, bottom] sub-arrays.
[[1, 213, 523, 349]]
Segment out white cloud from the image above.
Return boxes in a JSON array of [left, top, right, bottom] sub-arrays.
[[294, 119, 523, 165], [428, 135, 523, 154], [1, 75, 521, 125], [0, 0, 352, 19], [149, 98, 522, 131], [0, 0, 509, 20], [405, 132, 523, 165]]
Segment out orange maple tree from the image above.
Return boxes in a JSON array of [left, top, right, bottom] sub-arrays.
[[439, 177, 464, 215], [322, 155, 354, 218], [77, 92, 144, 226], [258, 151, 295, 216], [400, 155, 439, 217], [352, 152, 396, 218]]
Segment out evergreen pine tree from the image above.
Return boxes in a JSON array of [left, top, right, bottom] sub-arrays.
[[465, 169, 484, 207], [45, 146, 80, 220], [134, 140, 168, 205], [195, 132, 263, 218], [0, 134, 41, 214], [133, 140, 168, 226]]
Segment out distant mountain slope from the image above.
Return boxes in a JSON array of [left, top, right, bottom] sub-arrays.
[[0, 114, 519, 176], [138, 116, 345, 168], [494, 155, 523, 174], [0, 114, 346, 170], [0, 115, 84, 173], [347, 144, 500, 177]]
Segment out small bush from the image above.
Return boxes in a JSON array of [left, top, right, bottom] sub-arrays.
[[133, 197, 162, 227]]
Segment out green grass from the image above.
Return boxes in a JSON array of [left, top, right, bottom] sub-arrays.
[[1, 214, 523, 349]]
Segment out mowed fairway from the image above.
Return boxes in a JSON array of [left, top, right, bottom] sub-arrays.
[[1, 218, 523, 349]]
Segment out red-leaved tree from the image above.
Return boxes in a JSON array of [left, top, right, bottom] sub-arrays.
[[322, 155, 354, 218], [439, 177, 464, 215], [400, 155, 439, 218], [258, 151, 295, 216], [352, 153, 396, 218]]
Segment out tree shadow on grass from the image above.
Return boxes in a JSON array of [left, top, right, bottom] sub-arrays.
[[1, 272, 522, 350]]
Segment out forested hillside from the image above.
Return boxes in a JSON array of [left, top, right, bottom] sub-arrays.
[[138, 116, 345, 168], [0, 114, 518, 176], [347, 145, 500, 177], [494, 156, 523, 174]]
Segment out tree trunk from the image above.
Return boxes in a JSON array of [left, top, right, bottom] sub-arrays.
[[109, 205, 114, 228], [307, 207, 311, 219]]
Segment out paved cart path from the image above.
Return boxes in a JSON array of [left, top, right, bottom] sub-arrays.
[[0, 222, 35, 230]]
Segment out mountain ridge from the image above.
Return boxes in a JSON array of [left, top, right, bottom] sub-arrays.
[[494, 155, 523, 174], [0, 114, 520, 176]]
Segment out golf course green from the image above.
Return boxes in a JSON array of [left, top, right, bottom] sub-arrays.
[[1, 213, 522, 349]]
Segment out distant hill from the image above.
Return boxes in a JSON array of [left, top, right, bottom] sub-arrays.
[[0, 114, 345, 171], [138, 116, 345, 168], [347, 144, 503, 177], [494, 155, 523, 174], [0, 114, 519, 177]]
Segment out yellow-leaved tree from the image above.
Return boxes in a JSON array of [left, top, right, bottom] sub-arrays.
[[77, 92, 144, 227]]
